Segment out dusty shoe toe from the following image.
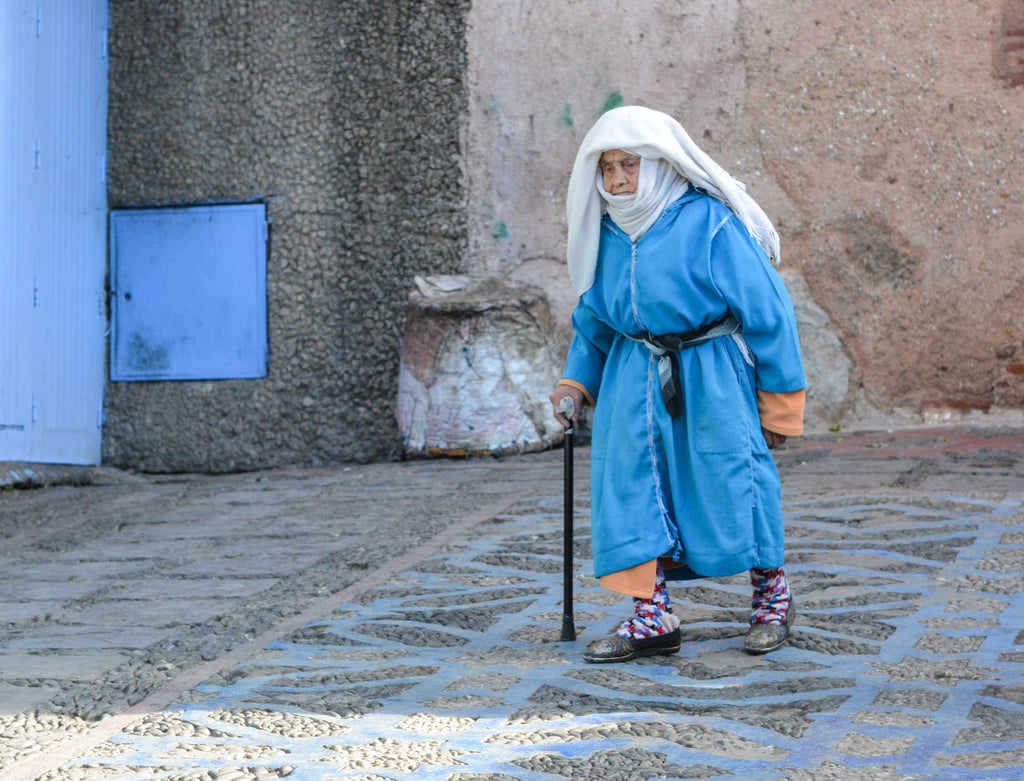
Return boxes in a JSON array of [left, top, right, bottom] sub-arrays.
[[744, 602, 795, 655], [583, 628, 681, 663]]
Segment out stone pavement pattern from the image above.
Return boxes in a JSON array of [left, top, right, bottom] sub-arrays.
[[2, 427, 1024, 780]]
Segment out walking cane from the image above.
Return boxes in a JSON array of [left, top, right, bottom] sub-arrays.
[[556, 396, 577, 641]]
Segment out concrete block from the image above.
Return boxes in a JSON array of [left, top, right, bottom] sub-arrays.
[[397, 276, 563, 457]]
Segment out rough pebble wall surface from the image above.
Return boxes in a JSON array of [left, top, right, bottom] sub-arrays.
[[104, 0, 470, 471]]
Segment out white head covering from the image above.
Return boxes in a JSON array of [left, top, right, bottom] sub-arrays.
[[566, 105, 780, 295]]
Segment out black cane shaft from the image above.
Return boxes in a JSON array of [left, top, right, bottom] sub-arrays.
[[560, 425, 576, 641]]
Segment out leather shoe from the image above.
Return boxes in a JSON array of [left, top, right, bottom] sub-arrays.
[[583, 627, 681, 663], [744, 600, 795, 655]]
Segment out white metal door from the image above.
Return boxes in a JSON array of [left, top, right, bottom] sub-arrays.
[[0, 1, 108, 465]]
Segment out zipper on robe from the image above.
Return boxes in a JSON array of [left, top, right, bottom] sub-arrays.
[[630, 238, 683, 559], [629, 241, 645, 332]]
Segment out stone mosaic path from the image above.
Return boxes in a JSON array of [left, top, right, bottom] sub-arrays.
[[28, 482, 1024, 780]]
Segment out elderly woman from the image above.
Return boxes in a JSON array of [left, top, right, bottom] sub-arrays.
[[550, 106, 806, 663]]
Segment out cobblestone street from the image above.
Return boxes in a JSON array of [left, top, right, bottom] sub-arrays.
[[2, 426, 1024, 780]]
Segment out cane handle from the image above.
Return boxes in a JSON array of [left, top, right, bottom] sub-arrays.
[[556, 396, 575, 421]]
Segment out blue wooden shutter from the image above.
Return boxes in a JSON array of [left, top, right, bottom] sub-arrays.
[[0, 1, 109, 465]]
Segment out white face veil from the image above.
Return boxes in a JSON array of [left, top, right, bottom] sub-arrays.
[[565, 105, 780, 296], [597, 156, 690, 244]]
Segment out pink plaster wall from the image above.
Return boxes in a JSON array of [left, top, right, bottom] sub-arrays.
[[465, 0, 1024, 429]]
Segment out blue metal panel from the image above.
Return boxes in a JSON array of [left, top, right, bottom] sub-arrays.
[[0, 6, 32, 446], [0, 0, 108, 465], [109, 204, 268, 381]]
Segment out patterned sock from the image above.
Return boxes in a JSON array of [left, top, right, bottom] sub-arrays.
[[750, 567, 791, 625], [616, 562, 681, 639]]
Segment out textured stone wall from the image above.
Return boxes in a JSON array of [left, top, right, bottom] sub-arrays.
[[465, 0, 1024, 431], [106, 0, 1024, 472], [104, 0, 469, 471], [741, 0, 1024, 423]]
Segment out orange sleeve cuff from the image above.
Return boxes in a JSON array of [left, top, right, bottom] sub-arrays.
[[557, 378, 595, 407], [757, 388, 805, 437]]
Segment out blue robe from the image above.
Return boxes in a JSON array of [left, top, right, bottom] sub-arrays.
[[562, 187, 807, 580]]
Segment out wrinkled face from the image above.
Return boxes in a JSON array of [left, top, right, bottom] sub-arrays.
[[599, 149, 641, 196]]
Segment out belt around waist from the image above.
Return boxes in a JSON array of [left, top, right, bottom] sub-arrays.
[[629, 313, 740, 355], [626, 313, 743, 418]]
